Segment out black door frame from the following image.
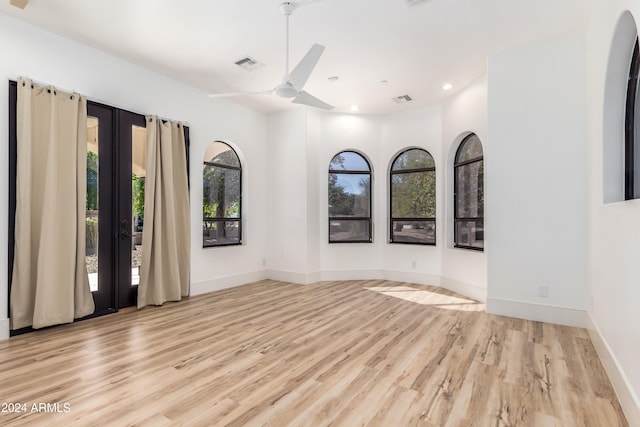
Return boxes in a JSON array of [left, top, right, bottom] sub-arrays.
[[86, 102, 117, 315], [115, 109, 145, 308]]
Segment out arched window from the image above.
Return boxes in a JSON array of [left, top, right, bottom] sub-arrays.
[[328, 150, 372, 243], [389, 148, 436, 245], [626, 37, 640, 200], [454, 134, 484, 250], [203, 141, 241, 247]]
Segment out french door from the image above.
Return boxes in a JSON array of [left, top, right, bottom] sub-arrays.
[[8, 80, 189, 334], [87, 103, 146, 313]]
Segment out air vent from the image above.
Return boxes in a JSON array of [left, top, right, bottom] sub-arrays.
[[392, 95, 413, 104], [405, 0, 429, 7], [234, 56, 264, 71]]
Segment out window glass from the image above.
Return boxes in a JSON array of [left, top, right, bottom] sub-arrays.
[[328, 151, 372, 243], [330, 151, 370, 171], [203, 141, 241, 247], [454, 134, 484, 250], [204, 143, 240, 167], [454, 162, 484, 218], [390, 148, 436, 245], [391, 148, 435, 170], [328, 174, 371, 217], [455, 135, 483, 163], [626, 37, 640, 200]]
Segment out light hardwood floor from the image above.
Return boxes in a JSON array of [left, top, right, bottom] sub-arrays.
[[0, 280, 628, 426]]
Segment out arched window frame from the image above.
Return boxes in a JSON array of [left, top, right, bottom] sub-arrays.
[[328, 150, 373, 243], [625, 37, 640, 200], [203, 141, 242, 247], [453, 134, 484, 251], [389, 148, 436, 245]]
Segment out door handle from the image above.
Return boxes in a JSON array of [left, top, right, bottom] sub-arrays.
[[120, 219, 132, 238]]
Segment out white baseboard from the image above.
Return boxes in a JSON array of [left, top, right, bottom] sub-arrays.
[[441, 276, 486, 303], [319, 269, 385, 282], [381, 270, 441, 287], [190, 270, 268, 295], [0, 318, 9, 341], [587, 312, 640, 426], [317, 269, 441, 286], [486, 297, 587, 328], [267, 269, 320, 285]]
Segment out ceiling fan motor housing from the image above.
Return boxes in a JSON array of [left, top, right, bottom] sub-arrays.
[[280, 2, 296, 16], [275, 83, 298, 98]]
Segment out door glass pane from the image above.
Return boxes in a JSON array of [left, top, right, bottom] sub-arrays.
[[86, 117, 99, 292], [131, 125, 146, 287]]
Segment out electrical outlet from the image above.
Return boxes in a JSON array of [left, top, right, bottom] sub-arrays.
[[538, 285, 548, 298], [262, 258, 266, 267], [411, 260, 416, 269]]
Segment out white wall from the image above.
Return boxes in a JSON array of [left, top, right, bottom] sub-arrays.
[[486, 34, 589, 327], [0, 14, 270, 338], [2, 5, 638, 422], [267, 108, 451, 286], [267, 103, 488, 293], [379, 106, 443, 285], [306, 110, 323, 282], [586, 1, 640, 423], [441, 77, 488, 302], [317, 114, 385, 279], [266, 109, 311, 283]]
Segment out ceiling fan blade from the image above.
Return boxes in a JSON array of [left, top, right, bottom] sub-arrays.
[[208, 90, 272, 99], [292, 90, 334, 110], [288, 44, 325, 91]]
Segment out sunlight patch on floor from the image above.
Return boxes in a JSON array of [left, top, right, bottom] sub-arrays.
[[365, 286, 484, 312]]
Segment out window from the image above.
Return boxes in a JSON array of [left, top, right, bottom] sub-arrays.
[[203, 141, 241, 247], [389, 148, 436, 245], [626, 37, 640, 200], [328, 151, 372, 243], [454, 134, 484, 250]]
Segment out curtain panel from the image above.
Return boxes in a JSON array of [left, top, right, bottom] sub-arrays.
[[138, 116, 190, 308], [10, 78, 95, 330]]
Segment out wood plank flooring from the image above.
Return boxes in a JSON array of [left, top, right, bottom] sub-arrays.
[[0, 280, 628, 426]]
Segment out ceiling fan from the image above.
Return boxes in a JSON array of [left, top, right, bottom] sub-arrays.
[[209, 1, 333, 110]]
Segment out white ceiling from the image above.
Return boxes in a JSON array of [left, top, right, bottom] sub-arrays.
[[0, 0, 590, 115]]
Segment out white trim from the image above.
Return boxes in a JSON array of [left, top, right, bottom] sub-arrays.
[[0, 318, 9, 341], [190, 270, 268, 295], [381, 270, 441, 286], [318, 269, 443, 286], [441, 276, 486, 303], [587, 312, 640, 426], [267, 269, 318, 285], [486, 297, 587, 328], [319, 269, 384, 282]]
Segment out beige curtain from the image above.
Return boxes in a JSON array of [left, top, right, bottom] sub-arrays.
[[11, 78, 95, 330], [138, 116, 190, 308]]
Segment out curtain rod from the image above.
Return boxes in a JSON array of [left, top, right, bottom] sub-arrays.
[[16, 76, 190, 126]]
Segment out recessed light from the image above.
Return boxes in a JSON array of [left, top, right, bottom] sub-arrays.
[[350, 105, 359, 112], [380, 80, 389, 85], [442, 83, 453, 91], [328, 76, 339, 82]]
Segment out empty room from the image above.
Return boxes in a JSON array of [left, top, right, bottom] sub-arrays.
[[0, 0, 638, 425]]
